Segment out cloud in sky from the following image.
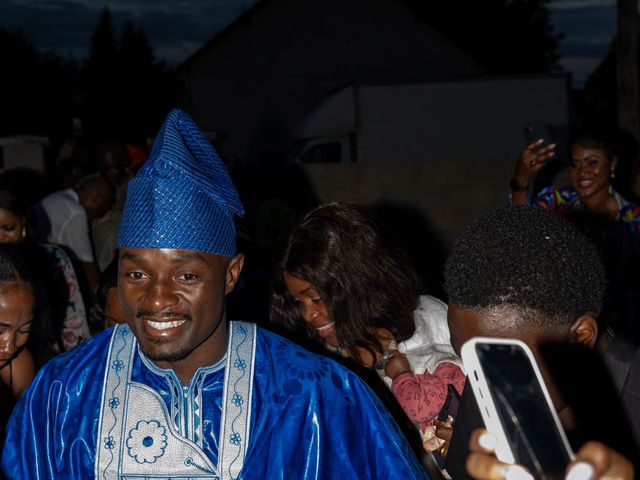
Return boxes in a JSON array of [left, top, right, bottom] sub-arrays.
[[0, 0, 258, 63], [549, 0, 615, 10], [550, 0, 617, 86]]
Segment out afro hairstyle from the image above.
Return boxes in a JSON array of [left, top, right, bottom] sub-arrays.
[[444, 205, 606, 329]]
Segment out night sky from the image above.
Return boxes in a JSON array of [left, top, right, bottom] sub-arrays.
[[0, 0, 620, 86], [0, 0, 258, 64]]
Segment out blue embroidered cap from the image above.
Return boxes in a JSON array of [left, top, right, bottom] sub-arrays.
[[117, 109, 244, 256]]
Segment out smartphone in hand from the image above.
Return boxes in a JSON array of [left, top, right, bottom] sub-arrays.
[[461, 338, 574, 480], [523, 121, 570, 167]]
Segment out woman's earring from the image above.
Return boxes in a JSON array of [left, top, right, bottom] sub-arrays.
[[611, 170, 616, 179], [21, 227, 26, 239]]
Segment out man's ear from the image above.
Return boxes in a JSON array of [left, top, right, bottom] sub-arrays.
[[569, 314, 598, 348], [224, 254, 244, 294]]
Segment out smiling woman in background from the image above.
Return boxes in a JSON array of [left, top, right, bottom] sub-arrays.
[[271, 202, 465, 469], [510, 129, 640, 344], [0, 245, 38, 448], [0, 188, 89, 360]]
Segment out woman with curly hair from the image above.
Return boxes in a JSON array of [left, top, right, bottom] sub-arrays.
[[271, 202, 465, 459]]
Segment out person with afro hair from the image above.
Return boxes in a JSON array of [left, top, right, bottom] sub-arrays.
[[442, 205, 638, 479], [444, 204, 605, 352]]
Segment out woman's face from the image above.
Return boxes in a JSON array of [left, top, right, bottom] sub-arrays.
[[0, 208, 25, 245], [283, 272, 338, 347], [0, 282, 34, 369], [569, 144, 616, 201]]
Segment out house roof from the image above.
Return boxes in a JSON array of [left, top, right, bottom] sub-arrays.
[[178, 0, 267, 72], [177, 0, 478, 73]]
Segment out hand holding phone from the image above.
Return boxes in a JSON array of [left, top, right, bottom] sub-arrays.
[[467, 433, 634, 480], [461, 338, 574, 480], [522, 122, 570, 167]]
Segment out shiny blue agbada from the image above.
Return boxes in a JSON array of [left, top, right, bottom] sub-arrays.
[[2, 321, 428, 478]]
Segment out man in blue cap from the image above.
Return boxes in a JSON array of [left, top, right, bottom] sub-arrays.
[[2, 109, 428, 479]]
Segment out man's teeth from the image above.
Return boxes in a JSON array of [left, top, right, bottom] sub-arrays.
[[146, 319, 186, 330], [317, 322, 335, 332]]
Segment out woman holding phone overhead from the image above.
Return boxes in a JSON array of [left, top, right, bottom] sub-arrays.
[[510, 129, 640, 343]]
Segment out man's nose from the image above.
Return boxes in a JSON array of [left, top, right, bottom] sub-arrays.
[[145, 278, 179, 311]]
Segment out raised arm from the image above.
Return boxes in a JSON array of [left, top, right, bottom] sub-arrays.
[[511, 139, 557, 205]]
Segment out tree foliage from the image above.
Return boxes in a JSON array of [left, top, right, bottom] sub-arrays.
[[82, 7, 180, 145], [0, 28, 76, 140], [0, 6, 180, 165]]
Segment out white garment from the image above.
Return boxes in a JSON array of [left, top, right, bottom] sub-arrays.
[[36, 189, 94, 262], [381, 295, 464, 388]]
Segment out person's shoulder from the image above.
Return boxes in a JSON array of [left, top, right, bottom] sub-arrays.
[[31, 328, 114, 386], [416, 294, 447, 314], [413, 294, 449, 335], [40, 188, 73, 204], [534, 186, 579, 211], [256, 326, 342, 368], [255, 326, 364, 388], [536, 185, 576, 199], [616, 191, 640, 224]]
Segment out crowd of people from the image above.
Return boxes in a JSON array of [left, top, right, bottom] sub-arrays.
[[0, 109, 637, 479]]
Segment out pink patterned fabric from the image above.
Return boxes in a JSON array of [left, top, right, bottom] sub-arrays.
[[391, 361, 465, 432]]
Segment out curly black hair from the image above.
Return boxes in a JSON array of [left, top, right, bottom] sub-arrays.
[[444, 205, 606, 329], [270, 202, 420, 362]]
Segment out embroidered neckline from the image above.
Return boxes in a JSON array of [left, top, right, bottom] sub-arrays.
[[137, 342, 227, 387]]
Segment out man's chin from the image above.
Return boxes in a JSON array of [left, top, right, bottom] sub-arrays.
[[141, 344, 192, 364]]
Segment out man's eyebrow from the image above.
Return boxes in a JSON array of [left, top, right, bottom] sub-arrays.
[[119, 251, 208, 264], [119, 252, 141, 264], [169, 252, 207, 263]]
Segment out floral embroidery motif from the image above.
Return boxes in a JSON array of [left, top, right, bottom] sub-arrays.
[[232, 393, 244, 407], [126, 420, 168, 463], [108, 396, 120, 409], [112, 359, 124, 371], [104, 436, 115, 449], [234, 358, 246, 370], [229, 432, 242, 445], [237, 325, 247, 334]]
